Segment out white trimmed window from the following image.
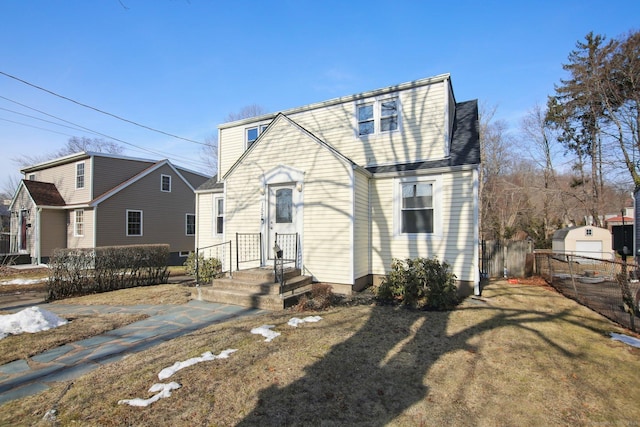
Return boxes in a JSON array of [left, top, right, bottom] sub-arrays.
[[126, 210, 143, 236], [246, 124, 269, 149], [395, 176, 441, 236], [186, 213, 196, 236], [214, 197, 224, 235], [161, 174, 171, 192], [76, 162, 85, 189], [357, 97, 399, 137], [74, 209, 84, 236]]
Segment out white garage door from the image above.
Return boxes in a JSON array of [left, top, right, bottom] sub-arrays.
[[575, 240, 603, 260]]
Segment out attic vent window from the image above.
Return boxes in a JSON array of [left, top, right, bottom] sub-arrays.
[[585, 228, 592, 236], [356, 97, 399, 137]]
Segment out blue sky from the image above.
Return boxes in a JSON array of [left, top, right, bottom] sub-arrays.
[[1, 0, 639, 191]]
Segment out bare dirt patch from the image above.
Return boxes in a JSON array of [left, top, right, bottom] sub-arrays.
[[1, 279, 639, 426]]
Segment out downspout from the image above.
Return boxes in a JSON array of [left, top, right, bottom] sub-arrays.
[[36, 207, 42, 265], [473, 168, 481, 296]]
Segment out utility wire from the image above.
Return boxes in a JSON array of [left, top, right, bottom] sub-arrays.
[[0, 70, 213, 147], [0, 97, 211, 171]]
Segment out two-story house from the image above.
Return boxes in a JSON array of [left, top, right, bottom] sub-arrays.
[[9, 152, 210, 265], [196, 73, 481, 295]]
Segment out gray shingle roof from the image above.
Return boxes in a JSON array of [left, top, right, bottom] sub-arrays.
[[365, 99, 480, 174]]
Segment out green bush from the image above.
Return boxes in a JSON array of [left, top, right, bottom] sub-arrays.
[[375, 257, 459, 310], [183, 252, 222, 283]]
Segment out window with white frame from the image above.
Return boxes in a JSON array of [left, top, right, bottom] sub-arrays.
[[246, 124, 269, 149], [28, 174, 35, 181], [74, 209, 84, 236], [357, 97, 399, 137], [76, 162, 85, 189], [186, 213, 196, 236], [127, 210, 143, 236], [161, 174, 171, 192], [214, 197, 224, 235], [395, 177, 439, 236]]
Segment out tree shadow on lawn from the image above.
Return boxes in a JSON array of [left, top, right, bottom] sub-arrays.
[[237, 297, 586, 426]]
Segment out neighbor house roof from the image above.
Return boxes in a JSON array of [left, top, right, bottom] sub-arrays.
[[195, 175, 223, 192], [21, 180, 66, 206]]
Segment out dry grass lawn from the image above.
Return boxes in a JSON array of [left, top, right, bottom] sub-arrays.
[[1, 279, 640, 426]]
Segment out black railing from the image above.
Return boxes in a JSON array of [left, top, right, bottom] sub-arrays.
[[273, 232, 298, 289], [236, 233, 262, 271], [196, 241, 232, 284]]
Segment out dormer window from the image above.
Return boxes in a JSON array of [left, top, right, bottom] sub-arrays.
[[246, 124, 269, 149], [357, 97, 399, 137]]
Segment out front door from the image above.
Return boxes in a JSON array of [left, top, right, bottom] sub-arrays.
[[268, 184, 296, 260], [19, 210, 28, 251]]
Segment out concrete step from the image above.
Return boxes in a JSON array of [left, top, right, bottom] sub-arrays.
[[198, 267, 314, 310]]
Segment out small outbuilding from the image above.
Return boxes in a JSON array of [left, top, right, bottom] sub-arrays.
[[552, 225, 614, 260]]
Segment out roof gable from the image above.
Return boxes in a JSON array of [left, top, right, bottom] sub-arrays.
[[222, 113, 359, 181]]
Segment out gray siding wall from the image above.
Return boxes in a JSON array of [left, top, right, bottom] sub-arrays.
[[95, 164, 195, 253]]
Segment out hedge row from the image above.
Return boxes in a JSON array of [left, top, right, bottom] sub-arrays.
[[47, 244, 170, 301]]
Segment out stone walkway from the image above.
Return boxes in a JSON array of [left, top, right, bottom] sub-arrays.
[[0, 299, 265, 405]]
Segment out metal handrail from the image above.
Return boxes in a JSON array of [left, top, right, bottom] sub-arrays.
[[195, 241, 232, 284], [236, 233, 263, 271]]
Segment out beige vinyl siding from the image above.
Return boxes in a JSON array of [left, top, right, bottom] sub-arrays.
[[219, 126, 247, 178], [32, 158, 91, 204], [66, 208, 95, 249], [219, 78, 448, 175], [225, 117, 354, 284], [94, 164, 195, 253], [39, 209, 66, 258], [195, 191, 225, 250], [353, 170, 370, 281], [92, 157, 155, 198], [370, 170, 477, 284]]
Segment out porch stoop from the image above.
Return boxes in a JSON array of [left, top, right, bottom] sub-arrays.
[[194, 267, 313, 310]]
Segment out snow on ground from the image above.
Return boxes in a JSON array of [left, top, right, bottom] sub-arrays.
[[251, 324, 280, 342], [610, 332, 640, 348], [288, 315, 322, 327], [118, 382, 182, 407], [158, 349, 237, 380], [0, 278, 46, 286], [0, 307, 67, 339]]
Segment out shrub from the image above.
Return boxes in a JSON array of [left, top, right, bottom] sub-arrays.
[[183, 252, 222, 283], [374, 257, 459, 310], [47, 244, 170, 300], [295, 283, 335, 312]]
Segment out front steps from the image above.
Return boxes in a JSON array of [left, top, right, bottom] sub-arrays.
[[195, 267, 313, 310]]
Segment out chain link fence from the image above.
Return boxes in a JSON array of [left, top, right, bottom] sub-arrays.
[[534, 251, 639, 331]]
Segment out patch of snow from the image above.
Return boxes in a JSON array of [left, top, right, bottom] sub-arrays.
[[288, 316, 323, 327], [158, 349, 237, 380], [0, 306, 67, 340], [251, 324, 280, 342], [118, 382, 181, 407], [0, 278, 45, 286], [610, 332, 640, 348]]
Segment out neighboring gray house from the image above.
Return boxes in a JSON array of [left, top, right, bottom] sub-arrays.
[[197, 73, 481, 295], [9, 152, 210, 264]]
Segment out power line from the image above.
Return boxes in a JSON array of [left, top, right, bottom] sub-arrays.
[[0, 97, 212, 172], [0, 70, 213, 147]]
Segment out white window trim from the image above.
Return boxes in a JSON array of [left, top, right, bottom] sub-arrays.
[[355, 96, 401, 138], [161, 174, 172, 192], [74, 209, 84, 237], [214, 196, 224, 236], [179, 251, 190, 257], [126, 209, 143, 237], [75, 161, 85, 189], [393, 175, 442, 239], [186, 213, 196, 236], [245, 122, 270, 150]]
